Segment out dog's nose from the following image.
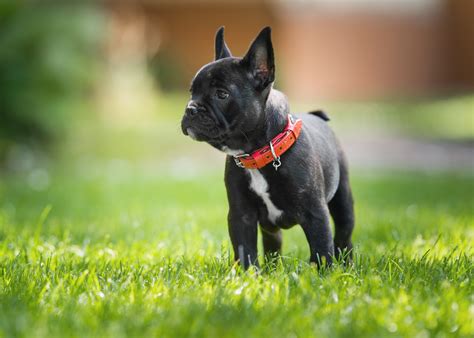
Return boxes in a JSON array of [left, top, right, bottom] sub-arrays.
[[186, 101, 206, 117], [186, 105, 198, 117]]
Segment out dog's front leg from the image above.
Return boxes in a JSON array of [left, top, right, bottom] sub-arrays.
[[225, 164, 260, 269], [301, 201, 334, 268], [227, 207, 259, 269]]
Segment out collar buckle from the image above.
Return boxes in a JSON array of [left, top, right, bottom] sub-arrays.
[[233, 153, 250, 168]]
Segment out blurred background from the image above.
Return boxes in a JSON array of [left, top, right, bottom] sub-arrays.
[[1, 3, 473, 336], [0, 0, 473, 185]]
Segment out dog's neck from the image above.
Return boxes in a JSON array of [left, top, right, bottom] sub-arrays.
[[262, 89, 290, 144], [224, 89, 289, 155]]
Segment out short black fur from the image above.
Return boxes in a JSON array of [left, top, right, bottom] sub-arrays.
[[181, 27, 355, 268], [309, 110, 330, 122]]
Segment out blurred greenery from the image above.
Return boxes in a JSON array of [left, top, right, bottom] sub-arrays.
[[148, 50, 186, 91], [0, 1, 472, 172], [295, 95, 474, 140], [0, 1, 103, 165]]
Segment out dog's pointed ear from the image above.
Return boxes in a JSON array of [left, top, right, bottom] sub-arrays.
[[241, 26, 275, 91], [215, 26, 232, 60]]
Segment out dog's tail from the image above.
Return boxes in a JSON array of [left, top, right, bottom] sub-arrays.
[[308, 110, 330, 122]]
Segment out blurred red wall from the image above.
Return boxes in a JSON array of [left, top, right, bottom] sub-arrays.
[[104, 0, 474, 101]]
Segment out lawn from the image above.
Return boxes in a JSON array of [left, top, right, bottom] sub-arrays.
[[0, 168, 473, 338]]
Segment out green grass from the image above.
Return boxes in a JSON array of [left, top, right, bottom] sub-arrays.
[[0, 169, 473, 338]]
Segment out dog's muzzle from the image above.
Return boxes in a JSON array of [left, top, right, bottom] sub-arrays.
[[181, 101, 224, 142]]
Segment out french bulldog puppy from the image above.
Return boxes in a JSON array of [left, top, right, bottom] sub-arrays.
[[181, 27, 354, 268]]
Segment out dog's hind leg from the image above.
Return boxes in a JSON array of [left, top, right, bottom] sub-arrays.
[[260, 226, 282, 262], [328, 158, 355, 262], [301, 201, 334, 267]]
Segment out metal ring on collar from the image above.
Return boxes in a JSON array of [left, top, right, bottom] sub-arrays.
[[269, 141, 282, 171]]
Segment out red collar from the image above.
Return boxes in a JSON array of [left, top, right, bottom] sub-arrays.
[[233, 115, 303, 170]]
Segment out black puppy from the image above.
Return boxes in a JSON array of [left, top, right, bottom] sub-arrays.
[[181, 27, 354, 268]]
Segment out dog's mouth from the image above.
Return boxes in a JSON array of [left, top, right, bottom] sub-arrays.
[[181, 106, 230, 144], [181, 118, 228, 144], [184, 127, 198, 140]]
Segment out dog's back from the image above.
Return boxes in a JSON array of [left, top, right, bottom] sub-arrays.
[[296, 111, 342, 202]]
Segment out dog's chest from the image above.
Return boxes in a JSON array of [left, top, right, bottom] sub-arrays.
[[245, 169, 283, 223]]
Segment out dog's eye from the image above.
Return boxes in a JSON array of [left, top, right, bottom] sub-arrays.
[[215, 89, 229, 100]]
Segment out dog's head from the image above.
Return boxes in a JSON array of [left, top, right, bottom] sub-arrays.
[[181, 27, 275, 150]]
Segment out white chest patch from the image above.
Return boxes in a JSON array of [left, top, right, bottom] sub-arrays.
[[221, 146, 244, 156], [246, 169, 283, 223]]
